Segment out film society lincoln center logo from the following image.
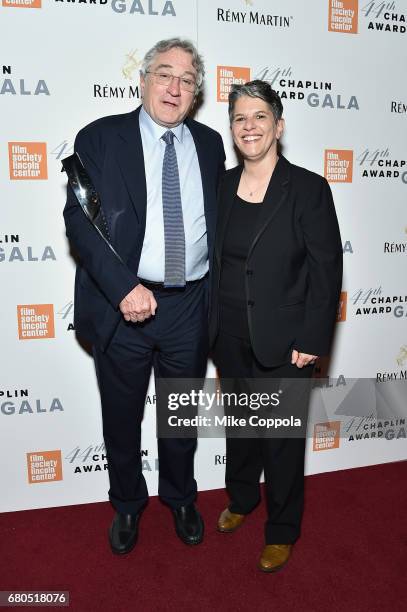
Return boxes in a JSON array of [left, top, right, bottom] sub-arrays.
[[328, 0, 358, 33], [324, 149, 353, 183], [313, 421, 341, 451], [17, 304, 55, 340], [8, 142, 47, 180], [27, 451, 62, 484], [2, 0, 41, 7], [217, 66, 251, 102], [337, 291, 347, 322]]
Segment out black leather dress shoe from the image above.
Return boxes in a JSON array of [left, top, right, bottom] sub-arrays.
[[109, 512, 141, 555], [172, 504, 204, 545]]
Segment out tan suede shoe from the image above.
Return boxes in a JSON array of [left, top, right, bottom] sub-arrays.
[[217, 508, 245, 533], [258, 544, 292, 573]]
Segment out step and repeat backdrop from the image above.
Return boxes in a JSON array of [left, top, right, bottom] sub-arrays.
[[1, 0, 406, 512]]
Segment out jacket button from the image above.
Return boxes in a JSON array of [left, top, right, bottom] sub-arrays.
[[246, 269, 253, 276], [248, 300, 255, 307]]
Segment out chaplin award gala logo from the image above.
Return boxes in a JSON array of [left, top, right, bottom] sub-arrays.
[[324, 150, 353, 183], [361, 1, 406, 34], [1, 65, 50, 96], [0, 234, 56, 264], [328, 0, 358, 33], [17, 304, 55, 340], [8, 143, 47, 180], [1, 388, 64, 417], [27, 450, 63, 484]]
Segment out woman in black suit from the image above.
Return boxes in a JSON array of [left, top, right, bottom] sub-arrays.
[[210, 81, 342, 572]]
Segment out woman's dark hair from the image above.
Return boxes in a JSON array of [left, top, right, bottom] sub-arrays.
[[228, 80, 283, 123]]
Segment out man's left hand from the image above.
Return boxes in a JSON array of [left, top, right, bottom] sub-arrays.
[[291, 350, 318, 368]]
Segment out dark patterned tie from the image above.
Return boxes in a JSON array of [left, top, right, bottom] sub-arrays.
[[161, 130, 186, 287]]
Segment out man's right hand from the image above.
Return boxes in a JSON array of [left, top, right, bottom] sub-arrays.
[[119, 284, 157, 323]]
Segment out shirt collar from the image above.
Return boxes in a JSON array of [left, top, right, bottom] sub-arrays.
[[140, 105, 185, 144]]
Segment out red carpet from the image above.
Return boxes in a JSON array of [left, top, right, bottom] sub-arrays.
[[1, 461, 406, 612]]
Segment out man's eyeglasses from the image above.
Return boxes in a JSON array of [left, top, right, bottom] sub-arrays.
[[145, 71, 197, 93]]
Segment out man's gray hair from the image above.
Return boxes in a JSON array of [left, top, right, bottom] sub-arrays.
[[140, 38, 205, 94], [228, 80, 284, 123]]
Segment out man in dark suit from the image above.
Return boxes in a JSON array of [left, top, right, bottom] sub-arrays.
[[64, 38, 225, 554]]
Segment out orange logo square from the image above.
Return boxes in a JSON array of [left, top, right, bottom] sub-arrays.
[[217, 66, 251, 102], [8, 142, 47, 180], [324, 149, 353, 183], [2, 0, 41, 8], [17, 304, 55, 340], [337, 291, 347, 322], [313, 421, 341, 451], [328, 0, 358, 34], [27, 451, 63, 484]]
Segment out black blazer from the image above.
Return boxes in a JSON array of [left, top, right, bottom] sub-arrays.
[[63, 106, 225, 351], [209, 155, 343, 367]]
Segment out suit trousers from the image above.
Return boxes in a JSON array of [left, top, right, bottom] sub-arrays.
[[213, 330, 313, 544], [93, 278, 208, 515]]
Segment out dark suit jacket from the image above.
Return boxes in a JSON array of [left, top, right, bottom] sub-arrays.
[[209, 155, 343, 367], [64, 106, 225, 351]]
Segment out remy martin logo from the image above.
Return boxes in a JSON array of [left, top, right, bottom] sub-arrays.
[[383, 227, 407, 255], [122, 50, 141, 80], [93, 51, 141, 99]]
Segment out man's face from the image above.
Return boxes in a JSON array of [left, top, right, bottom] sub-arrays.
[[140, 47, 197, 128]]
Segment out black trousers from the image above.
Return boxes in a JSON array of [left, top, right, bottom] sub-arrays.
[[93, 278, 208, 515], [213, 330, 313, 544]]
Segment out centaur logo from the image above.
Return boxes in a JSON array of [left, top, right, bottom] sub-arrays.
[[122, 50, 141, 80]]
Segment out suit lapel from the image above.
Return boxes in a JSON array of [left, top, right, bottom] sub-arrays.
[[186, 118, 213, 218], [247, 155, 290, 260], [215, 165, 243, 265], [115, 107, 147, 223]]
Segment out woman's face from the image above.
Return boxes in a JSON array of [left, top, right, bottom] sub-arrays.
[[231, 96, 284, 162]]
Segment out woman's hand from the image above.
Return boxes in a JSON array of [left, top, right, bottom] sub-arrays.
[[291, 350, 318, 368]]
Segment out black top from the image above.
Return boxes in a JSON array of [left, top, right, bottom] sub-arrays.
[[219, 194, 262, 339]]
